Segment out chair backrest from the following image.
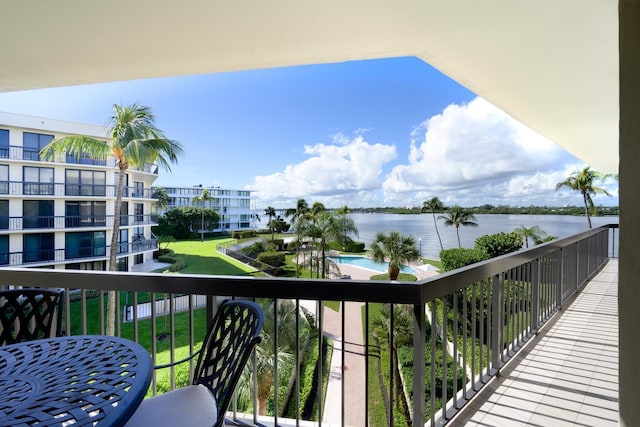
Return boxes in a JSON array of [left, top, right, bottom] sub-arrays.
[[192, 299, 263, 427], [0, 288, 65, 346]]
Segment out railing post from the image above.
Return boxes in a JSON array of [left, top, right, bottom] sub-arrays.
[[557, 249, 564, 307], [491, 273, 503, 373], [531, 259, 540, 333], [413, 302, 425, 426]]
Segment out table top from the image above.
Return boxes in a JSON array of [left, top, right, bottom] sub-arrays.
[[0, 335, 152, 426]]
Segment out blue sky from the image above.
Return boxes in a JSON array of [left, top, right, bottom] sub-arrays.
[[0, 57, 618, 209]]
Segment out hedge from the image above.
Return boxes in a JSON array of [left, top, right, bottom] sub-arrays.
[[439, 248, 489, 272]]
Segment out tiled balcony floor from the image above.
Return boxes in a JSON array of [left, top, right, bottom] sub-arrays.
[[455, 259, 618, 426]]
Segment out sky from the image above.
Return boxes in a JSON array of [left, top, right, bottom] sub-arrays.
[[0, 57, 619, 209]]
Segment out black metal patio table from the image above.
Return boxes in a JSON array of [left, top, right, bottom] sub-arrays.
[[0, 335, 152, 426]]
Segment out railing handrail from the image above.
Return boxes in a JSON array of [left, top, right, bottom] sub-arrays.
[[0, 224, 617, 305]]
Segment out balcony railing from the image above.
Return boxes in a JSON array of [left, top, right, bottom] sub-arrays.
[[0, 145, 158, 175], [0, 225, 617, 426], [0, 239, 158, 267], [0, 181, 155, 199], [0, 214, 158, 231]]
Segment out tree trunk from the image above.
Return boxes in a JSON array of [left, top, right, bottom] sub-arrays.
[[389, 264, 400, 281], [583, 192, 593, 228], [106, 166, 126, 336], [432, 212, 444, 250], [258, 371, 273, 415]]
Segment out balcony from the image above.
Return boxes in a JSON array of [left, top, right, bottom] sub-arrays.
[[0, 225, 617, 426], [0, 214, 158, 231], [0, 145, 158, 175], [0, 239, 158, 267]]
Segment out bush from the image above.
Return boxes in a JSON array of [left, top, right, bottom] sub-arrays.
[[232, 230, 257, 239], [474, 232, 523, 258], [440, 248, 489, 272], [241, 241, 265, 258], [257, 252, 286, 268], [328, 241, 366, 252]]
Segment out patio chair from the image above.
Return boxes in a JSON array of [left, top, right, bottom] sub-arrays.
[[126, 299, 264, 427], [0, 288, 65, 345]]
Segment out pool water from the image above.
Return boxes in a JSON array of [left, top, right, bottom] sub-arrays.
[[328, 255, 417, 274]]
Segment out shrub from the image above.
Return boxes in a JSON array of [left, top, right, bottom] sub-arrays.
[[241, 241, 265, 258], [440, 248, 489, 272], [232, 230, 257, 239], [257, 252, 286, 268], [328, 241, 366, 252], [474, 232, 523, 258]]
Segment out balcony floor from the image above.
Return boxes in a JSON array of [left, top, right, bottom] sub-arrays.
[[455, 259, 618, 426]]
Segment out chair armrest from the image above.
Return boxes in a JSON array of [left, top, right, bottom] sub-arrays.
[[154, 350, 202, 370]]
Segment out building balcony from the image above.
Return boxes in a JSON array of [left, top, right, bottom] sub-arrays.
[[0, 214, 158, 231], [0, 225, 617, 426], [0, 145, 158, 175], [0, 181, 155, 199], [0, 239, 157, 267]]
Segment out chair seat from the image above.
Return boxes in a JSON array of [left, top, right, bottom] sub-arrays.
[[125, 384, 218, 427]]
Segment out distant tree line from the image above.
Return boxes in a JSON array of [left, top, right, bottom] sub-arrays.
[[345, 205, 618, 216]]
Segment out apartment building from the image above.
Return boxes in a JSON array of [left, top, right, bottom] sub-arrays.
[[159, 186, 256, 231], [0, 112, 158, 271]]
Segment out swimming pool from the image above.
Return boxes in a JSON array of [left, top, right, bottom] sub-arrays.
[[328, 255, 417, 274]]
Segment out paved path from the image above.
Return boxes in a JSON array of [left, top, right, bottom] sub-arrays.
[[322, 301, 367, 427], [456, 259, 618, 426]]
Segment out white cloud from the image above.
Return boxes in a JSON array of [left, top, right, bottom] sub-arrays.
[[247, 136, 396, 206], [381, 97, 592, 206]]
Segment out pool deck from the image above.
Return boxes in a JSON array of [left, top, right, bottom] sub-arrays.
[[332, 263, 439, 280]]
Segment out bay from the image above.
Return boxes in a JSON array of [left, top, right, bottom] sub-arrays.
[[348, 213, 619, 260]]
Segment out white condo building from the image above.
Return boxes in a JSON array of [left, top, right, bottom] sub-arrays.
[[0, 112, 159, 271], [159, 186, 257, 231]]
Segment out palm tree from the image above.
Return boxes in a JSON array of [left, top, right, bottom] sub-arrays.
[[40, 103, 182, 336], [285, 199, 309, 278], [438, 206, 479, 248], [368, 231, 420, 280], [264, 206, 277, 240], [152, 187, 170, 214], [305, 210, 358, 278], [372, 304, 413, 424], [423, 197, 445, 251], [555, 166, 612, 228], [192, 188, 215, 242], [514, 225, 545, 248]]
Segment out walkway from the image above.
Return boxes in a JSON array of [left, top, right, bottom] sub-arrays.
[[454, 259, 618, 426]]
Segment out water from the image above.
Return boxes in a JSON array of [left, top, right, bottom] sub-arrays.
[[328, 255, 417, 274], [348, 213, 619, 260]]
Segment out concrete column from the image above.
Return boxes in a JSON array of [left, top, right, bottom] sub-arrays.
[[619, 1, 640, 425]]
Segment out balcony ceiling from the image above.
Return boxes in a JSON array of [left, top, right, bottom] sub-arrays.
[[0, 1, 618, 172]]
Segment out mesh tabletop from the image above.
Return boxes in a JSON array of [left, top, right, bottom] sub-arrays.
[[0, 335, 152, 426]]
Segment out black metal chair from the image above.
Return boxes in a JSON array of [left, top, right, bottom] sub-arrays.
[[0, 288, 65, 346], [126, 299, 264, 427]]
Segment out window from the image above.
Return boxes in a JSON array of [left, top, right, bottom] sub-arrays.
[[23, 167, 54, 195], [134, 203, 144, 222], [116, 257, 128, 272], [65, 231, 106, 260], [23, 233, 55, 263], [23, 132, 53, 161], [0, 200, 7, 230], [0, 129, 8, 159], [120, 201, 129, 226], [65, 169, 106, 196], [0, 165, 8, 194], [133, 181, 144, 197], [23, 200, 54, 228], [0, 235, 7, 265], [65, 201, 106, 227], [117, 229, 128, 254]]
